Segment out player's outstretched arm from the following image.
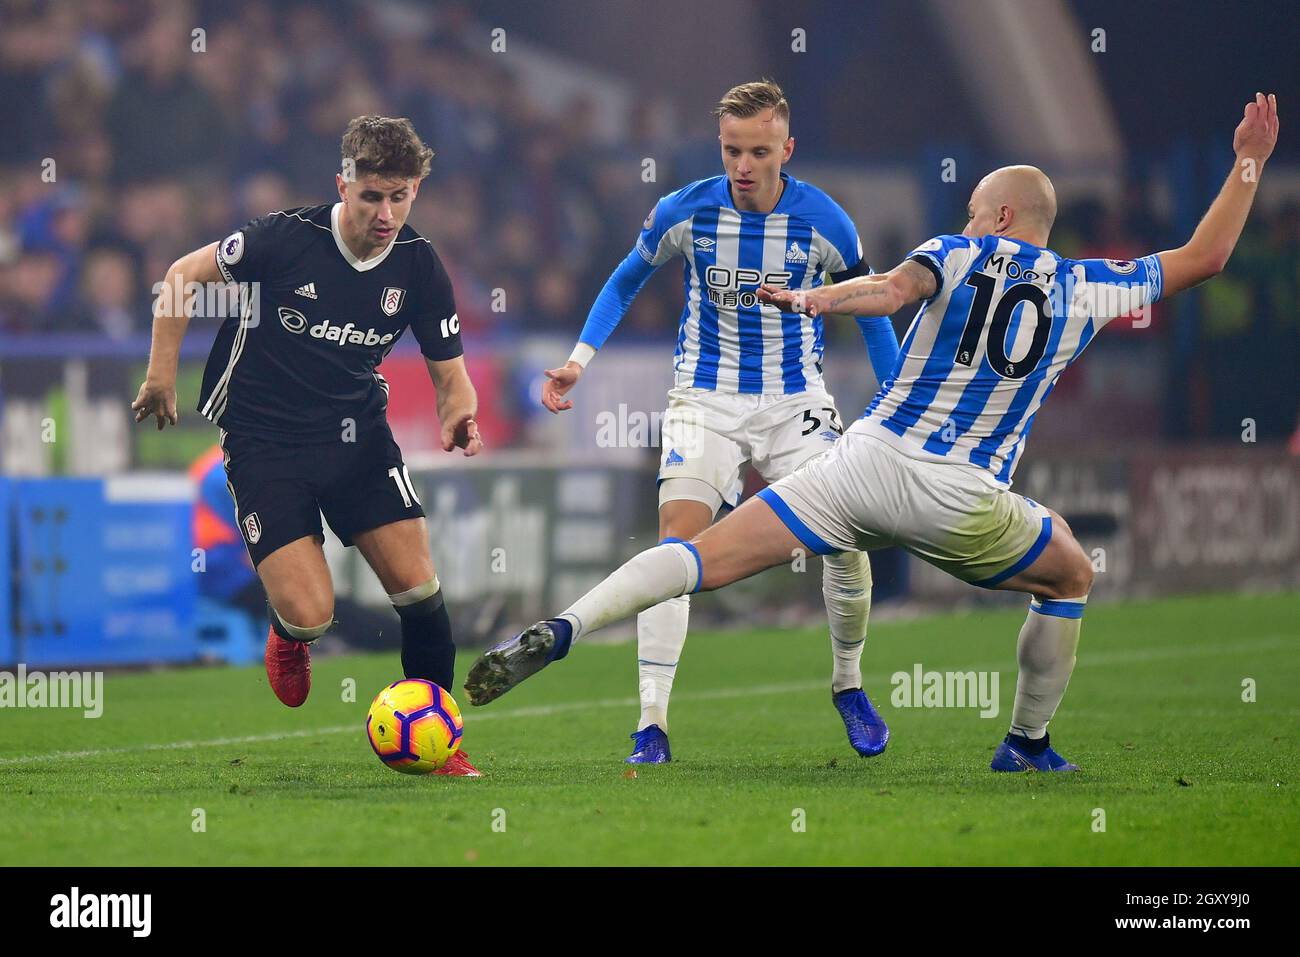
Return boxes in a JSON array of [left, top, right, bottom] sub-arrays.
[[131, 241, 222, 430], [426, 355, 483, 456], [1157, 92, 1279, 298], [758, 260, 936, 319]]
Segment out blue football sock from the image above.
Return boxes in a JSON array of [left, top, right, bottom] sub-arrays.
[[545, 618, 573, 661]]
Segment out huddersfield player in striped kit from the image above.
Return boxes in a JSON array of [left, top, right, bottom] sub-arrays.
[[471, 93, 1279, 771], [538, 80, 900, 763]]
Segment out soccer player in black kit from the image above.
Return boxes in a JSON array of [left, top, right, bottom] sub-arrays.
[[131, 116, 484, 775]]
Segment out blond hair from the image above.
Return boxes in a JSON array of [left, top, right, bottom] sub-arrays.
[[713, 79, 790, 124]]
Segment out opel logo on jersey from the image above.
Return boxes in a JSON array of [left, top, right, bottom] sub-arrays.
[[278, 306, 308, 333], [381, 287, 405, 317]]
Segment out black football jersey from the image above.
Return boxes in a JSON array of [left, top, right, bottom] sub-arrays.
[[197, 204, 463, 443]]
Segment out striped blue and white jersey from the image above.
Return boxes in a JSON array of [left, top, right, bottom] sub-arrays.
[[851, 234, 1164, 487], [637, 172, 868, 394]]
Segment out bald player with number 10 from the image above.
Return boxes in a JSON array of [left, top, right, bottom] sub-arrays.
[[468, 93, 1280, 773]]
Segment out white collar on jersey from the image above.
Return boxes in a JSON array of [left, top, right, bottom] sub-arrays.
[[330, 202, 397, 272]]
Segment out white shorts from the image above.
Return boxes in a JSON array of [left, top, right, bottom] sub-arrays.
[[657, 386, 845, 508], [758, 431, 1052, 586]]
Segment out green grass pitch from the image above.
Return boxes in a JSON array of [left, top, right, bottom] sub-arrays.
[[1, 592, 1296, 866]]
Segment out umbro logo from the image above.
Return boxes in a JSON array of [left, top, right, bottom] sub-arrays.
[[294, 283, 318, 299], [785, 241, 808, 263], [693, 237, 716, 249]]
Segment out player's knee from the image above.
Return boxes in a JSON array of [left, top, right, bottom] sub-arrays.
[[271, 591, 335, 636], [822, 550, 870, 591], [1073, 559, 1096, 597], [662, 519, 708, 543], [1050, 552, 1094, 600], [273, 607, 334, 641], [658, 490, 717, 541]]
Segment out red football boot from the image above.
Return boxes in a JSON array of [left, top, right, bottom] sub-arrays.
[[435, 749, 482, 777], [264, 626, 312, 707]]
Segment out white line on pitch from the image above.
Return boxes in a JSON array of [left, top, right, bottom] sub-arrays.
[[0, 681, 827, 766], [0, 634, 1290, 766]]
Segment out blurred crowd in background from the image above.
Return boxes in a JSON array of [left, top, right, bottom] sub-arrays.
[[1, 0, 688, 347], [1, 0, 1296, 444]]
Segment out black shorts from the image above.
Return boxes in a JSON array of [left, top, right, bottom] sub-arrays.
[[218, 419, 425, 567]]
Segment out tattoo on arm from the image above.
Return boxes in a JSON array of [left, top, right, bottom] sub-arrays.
[[823, 275, 895, 313], [898, 260, 938, 301], [822, 260, 937, 315]]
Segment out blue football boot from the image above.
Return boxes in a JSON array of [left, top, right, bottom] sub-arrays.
[[832, 688, 890, 757], [626, 724, 672, 764], [990, 733, 1080, 772], [464, 619, 572, 706]]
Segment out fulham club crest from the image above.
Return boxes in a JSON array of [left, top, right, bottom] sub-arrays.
[[381, 287, 406, 317], [242, 511, 262, 544]]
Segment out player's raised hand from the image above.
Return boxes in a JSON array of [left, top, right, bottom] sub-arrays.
[[1234, 92, 1279, 164], [442, 411, 483, 456], [758, 284, 823, 317], [130, 379, 178, 430], [541, 361, 582, 413]]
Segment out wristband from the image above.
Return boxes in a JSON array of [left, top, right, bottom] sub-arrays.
[[568, 343, 597, 368]]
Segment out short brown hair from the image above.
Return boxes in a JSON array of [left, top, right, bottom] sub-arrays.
[[341, 116, 434, 181], [713, 79, 790, 124]]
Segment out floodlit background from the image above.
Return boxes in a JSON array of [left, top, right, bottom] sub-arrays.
[[1, 0, 1297, 667]]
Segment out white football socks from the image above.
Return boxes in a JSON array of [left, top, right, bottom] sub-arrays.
[[823, 551, 871, 694], [635, 595, 690, 731], [1009, 596, 1086, 739], [561, 542, 700, 643], [631, 549, 874, 728]]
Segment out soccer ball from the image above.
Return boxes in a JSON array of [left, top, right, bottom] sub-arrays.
[[365, 679, 464, 774]]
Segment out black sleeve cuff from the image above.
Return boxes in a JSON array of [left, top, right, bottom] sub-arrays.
[[420, 344, 465, 363], [906, 254, 943, 296], [829, 258, 872, 284]]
